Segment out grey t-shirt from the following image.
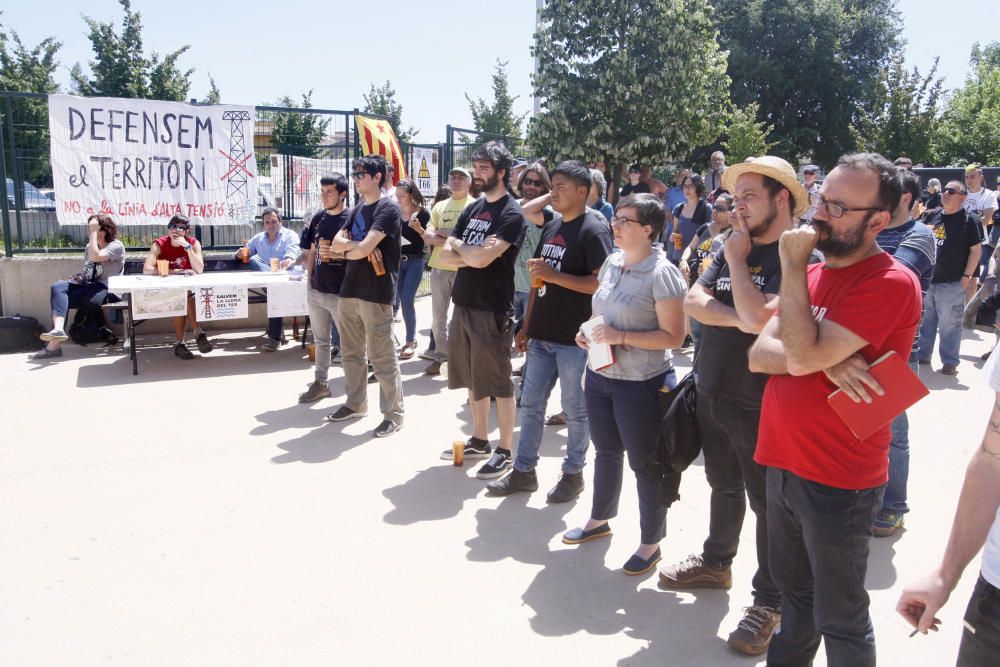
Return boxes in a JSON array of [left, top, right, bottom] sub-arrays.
[[590, 246, 687, 381], [83, 240, 126, 286]]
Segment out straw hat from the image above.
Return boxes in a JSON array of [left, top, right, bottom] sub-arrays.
[[721, 155, 810, 218]]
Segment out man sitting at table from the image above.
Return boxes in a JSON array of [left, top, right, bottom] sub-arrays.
[[240, 207, 301, 351], [143, 214, 214, 360]]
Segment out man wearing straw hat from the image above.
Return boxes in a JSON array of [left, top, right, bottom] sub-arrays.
[[659, 156, 808, 656]]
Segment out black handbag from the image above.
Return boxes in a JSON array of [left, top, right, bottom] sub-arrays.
[[653, 371, 701, 507]]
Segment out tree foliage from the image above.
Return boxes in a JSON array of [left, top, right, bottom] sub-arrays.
[[528, 0, 729, 177], [722, 103, 776, 164], [204, 76, 221, 104], [0, 16, 61, 186], [362, 80, 417, 143], [712, 0, 900, 167], [466, 60, 528, 140], [70, 0, 193, 101], [931, 42, 1000, 166], [852, 50, 942, 165], [270, 91, 329, 158]]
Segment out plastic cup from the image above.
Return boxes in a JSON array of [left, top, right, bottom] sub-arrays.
[[672, 233, 683, 250], [452, 441, 464, 466], [240, 246, 249, 263], [270, 257, 280, 272], [156, 259, 169, 276], [530, 275, 544, 289], [318, 239, 332, 263]]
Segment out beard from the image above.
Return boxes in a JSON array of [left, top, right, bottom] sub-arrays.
[[812, 215, 869, 257], [474, 172, 500, 193], [748, 200, 779, 238]]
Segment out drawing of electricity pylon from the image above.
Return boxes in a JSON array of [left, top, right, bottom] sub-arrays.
[[221, 110, 253, 200]]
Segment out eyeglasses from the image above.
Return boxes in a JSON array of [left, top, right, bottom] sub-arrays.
[[713, 205, 733, 212], [942, 186, 966, 195], [351, 172, 368, 180], [803, 170, 817, 175], [612, 215, 639, 225], [167, 223, 189, 231], [522, 177, 544, 187], [681, 183, 695, 189], [808, 192, 882, 218]]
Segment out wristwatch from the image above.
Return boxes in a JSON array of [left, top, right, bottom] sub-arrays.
[[182, 243, 193, 250]]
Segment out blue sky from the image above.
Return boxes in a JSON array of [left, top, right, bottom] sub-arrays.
[[1, 0, 992, 143]]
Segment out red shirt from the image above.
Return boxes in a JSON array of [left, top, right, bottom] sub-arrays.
[[754, 252, 921, 489], [154, 235, 196, 271]]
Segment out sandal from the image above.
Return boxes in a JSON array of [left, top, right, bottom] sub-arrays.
[[398, 342, 417, 360]]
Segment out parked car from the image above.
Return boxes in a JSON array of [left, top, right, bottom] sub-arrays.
[[5, 178, 56, 210]]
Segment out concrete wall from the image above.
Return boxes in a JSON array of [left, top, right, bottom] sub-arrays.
[[0, 253, 276, 333]]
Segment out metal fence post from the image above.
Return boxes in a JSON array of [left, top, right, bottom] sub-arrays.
[[0, 104, 12, 256], [4, 96, 23, 251]]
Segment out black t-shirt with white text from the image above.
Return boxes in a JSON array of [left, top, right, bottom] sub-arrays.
[[927, 209, 985, 284], [526, 210, 614, 345], [338, 197, 402, 305], [694, 241, 783, 407], [450, 194, 526, 313], [305, 210, 348, 294]]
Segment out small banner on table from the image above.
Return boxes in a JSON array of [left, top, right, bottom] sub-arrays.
[[266, 281, 309, 318], [195, 285, 248, 322], [132, 288, 188, 319]]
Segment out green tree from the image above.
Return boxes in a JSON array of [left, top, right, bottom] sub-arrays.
[[70, 0, 193, 101], [466, 60, 528, 140], [204, 76, 221, 104], [852, 50, 942, 165], [931, 42, 1000, 166], [711, 0, 900, 167], [722, 103, 776, 164], [362, 80, 417, 143], [529, 0, 729, 184], [0, 17, 61, 186], [270, 91, 329, 158]]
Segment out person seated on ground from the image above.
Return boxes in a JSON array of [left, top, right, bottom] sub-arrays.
[[32, 214, 125, 360], [240, 207, 300, 351], [143, 214, 213, 360]]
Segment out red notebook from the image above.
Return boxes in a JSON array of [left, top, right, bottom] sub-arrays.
[[827, 350, 929, 440]]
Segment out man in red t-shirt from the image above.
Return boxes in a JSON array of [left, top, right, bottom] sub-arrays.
[[142, 215, 214, 360], [748, 153, 922, 666]]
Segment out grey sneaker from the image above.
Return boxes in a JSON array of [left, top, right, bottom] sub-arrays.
[[331, 347, 342, 364], [40, 328, 68, 342], [373, 420, 402, 438], [299, 381, 331, 403], [658, 554, 732, 590], [261, 337, 279, 352], [30, 346, 63, 360]]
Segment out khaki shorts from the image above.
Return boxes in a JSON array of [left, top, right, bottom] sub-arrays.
[[447, 305, 515, 400]]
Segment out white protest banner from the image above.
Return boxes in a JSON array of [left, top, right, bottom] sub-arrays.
[[194, 285, 248, 322], [266, 281, 309, 318], [131, 288, 188, 319], [48, 94, 257, 225], [412, 147, 438, 197]]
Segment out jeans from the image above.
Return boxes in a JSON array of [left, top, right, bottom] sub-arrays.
[[957, 575, 1000, 666], [307, 287, 339, 382], [587, 369, 667, 545], [882, 361, 917, 514], [337, 297, 404, 424], [50, 280, 108, 319], [917, 281, 965, 367], [513, 339, 589, 474], [397, 255, 425, 343], [766, 467, 883, 667], [430, 268, 457, 362], [696, 393, 779, 608]]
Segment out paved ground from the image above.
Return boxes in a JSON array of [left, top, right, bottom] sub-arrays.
[[2, 295, 996, 665]]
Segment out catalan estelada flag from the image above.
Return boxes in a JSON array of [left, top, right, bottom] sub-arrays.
[[354, 114, 407, 185]]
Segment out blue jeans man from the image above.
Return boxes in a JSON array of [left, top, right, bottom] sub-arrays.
[[917, 280, 965, 368]]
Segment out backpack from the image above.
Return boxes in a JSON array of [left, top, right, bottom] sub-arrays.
[[0, 314, 45, 353], [652, 371, 701, 508], [68, 309, 117, 346]]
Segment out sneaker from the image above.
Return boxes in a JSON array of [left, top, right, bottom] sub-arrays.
[[486, 468, 539, 496], [512, 366, 523, 377], [174, 342, 194, 360], [440, 438, 491, 461], [941, 364, 958, 375], [544, 411, 568, 427], [681, 334, 694, 349], [424, 360, 442, 376], [368, 373, 378, 384], [195, 332, 213, 354], [917, 357, 931, 365], [727, 605, 781, 656], [546, 471, 584, 503], [872, 509, 906, 537], [419, 348, 436, 361], [40, 328, 68, 342], [373, 420, 402, 438], [261, 337, 279, 352], [475, 450, 512, 480], [331, 347, 342, 364], [299, 381, 331, 403], [325, 406, 367, 422], [30, 346, 63, 360], [658, 554, 732, 590]]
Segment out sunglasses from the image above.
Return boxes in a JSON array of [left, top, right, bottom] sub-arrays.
[[522, 177, 544, 187], [942, 187, 966, 195], [351, 172, 368, 180], [713, 205, 734, 211], [167, 223, 189, 231]]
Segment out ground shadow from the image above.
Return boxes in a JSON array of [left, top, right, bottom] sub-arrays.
[[382, 464, 485, 525], [464, 498, 576, 566], [865, 530, 903, 591], [270, 422, 371, 465]]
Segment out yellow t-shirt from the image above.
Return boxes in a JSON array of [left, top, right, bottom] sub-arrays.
[[427, 194, 477, 271]]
